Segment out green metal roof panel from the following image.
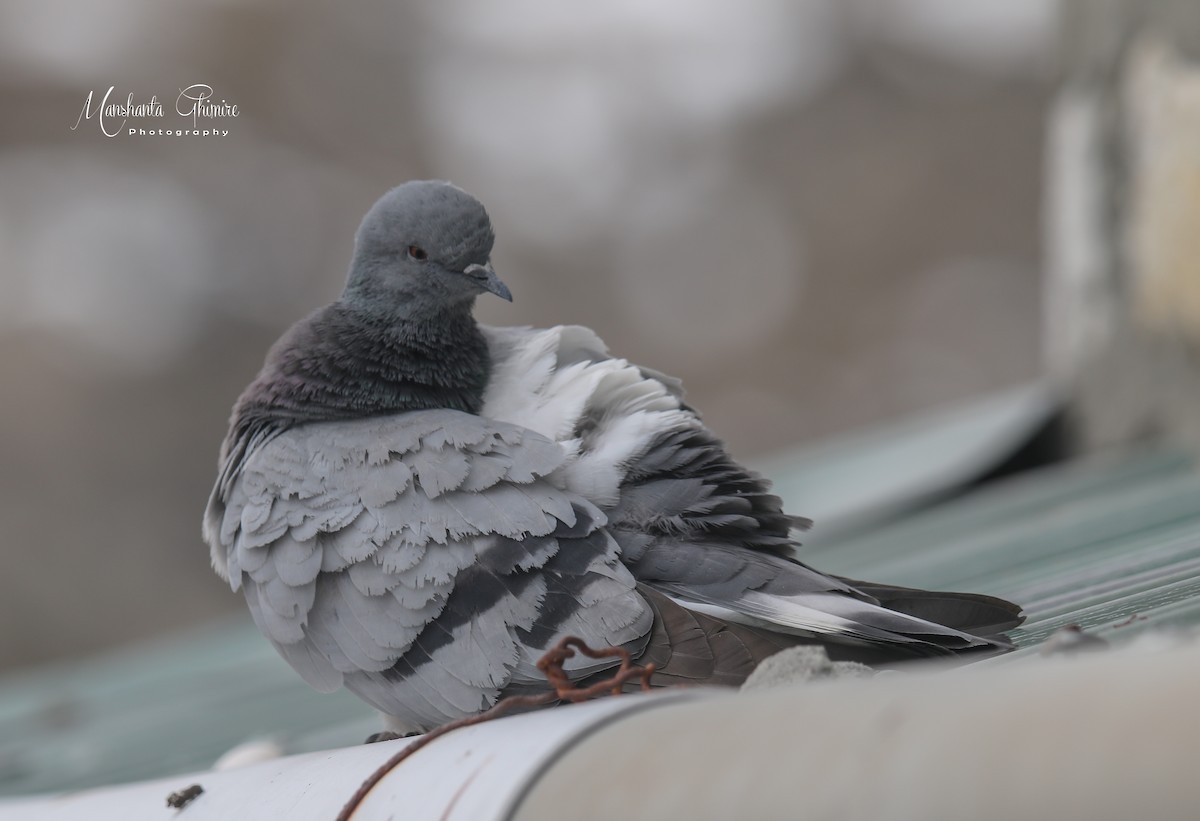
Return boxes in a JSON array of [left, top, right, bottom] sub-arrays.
[[796, 446, 1200, 653], [0, 623, 376, 796], [759, 382, 1059, 537]]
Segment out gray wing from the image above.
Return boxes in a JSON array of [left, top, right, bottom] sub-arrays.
[[481, 325, 1016, 657], [606, 420, 1013, 654], [205, 409, 651, 731]]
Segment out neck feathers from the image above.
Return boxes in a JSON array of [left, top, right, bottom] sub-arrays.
[[227, 301, 489, 447]]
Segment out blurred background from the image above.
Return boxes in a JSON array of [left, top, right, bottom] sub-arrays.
[[0, 0, 1072, 676]]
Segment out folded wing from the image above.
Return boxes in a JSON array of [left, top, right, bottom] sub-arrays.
[[204, 409, 651, 731], [481, 325, 1021, 659]]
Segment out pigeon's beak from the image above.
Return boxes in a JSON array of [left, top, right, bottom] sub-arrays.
[[462, 261, 512, 302]]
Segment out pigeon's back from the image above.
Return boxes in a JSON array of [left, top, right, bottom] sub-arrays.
[[479, 323, 1022, 656]]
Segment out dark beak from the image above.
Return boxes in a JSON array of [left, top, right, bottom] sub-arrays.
[[462, 261, 512, 302]]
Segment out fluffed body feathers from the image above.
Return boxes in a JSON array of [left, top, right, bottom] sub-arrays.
[[204, 182, 1022, 732]]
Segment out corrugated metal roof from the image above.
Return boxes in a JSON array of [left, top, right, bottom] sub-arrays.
[[1, 386, 1197, 798], [0, 621, 376, 797], [759, 381, 1060, 537], [797, 446, 1200, 654]]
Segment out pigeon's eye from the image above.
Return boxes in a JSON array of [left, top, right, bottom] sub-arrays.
[[407, 245, 428, 261]]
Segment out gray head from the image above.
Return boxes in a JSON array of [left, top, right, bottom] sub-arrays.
[[344, 181, 511, 313]]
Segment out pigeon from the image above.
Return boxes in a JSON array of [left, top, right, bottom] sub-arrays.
[[204, 180, 1023, 734]]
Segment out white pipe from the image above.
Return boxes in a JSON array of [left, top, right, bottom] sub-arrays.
[[513, 640, 1200, 821], [0, 691, 705, 821]]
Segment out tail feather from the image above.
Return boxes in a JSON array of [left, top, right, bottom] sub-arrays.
[[614, 585, 1023, 692], [836, 576, 1025, 640]]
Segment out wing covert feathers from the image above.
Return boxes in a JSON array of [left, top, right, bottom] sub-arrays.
[[206, 408, 650, 730]]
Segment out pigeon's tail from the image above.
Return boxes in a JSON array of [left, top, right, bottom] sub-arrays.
[[609, 586, 1020, 692], [835, 577, 1024, 645]]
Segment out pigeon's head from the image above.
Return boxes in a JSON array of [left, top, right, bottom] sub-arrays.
[[344, 180, 510, 313]]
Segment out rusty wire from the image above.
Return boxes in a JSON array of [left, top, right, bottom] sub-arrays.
[[334, 635, 656, 821]]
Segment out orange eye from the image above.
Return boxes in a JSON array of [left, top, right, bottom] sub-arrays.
[[407, 245, 428, 261]]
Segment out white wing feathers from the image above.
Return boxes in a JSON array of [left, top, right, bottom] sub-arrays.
[[482, 324, 697, 507]]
